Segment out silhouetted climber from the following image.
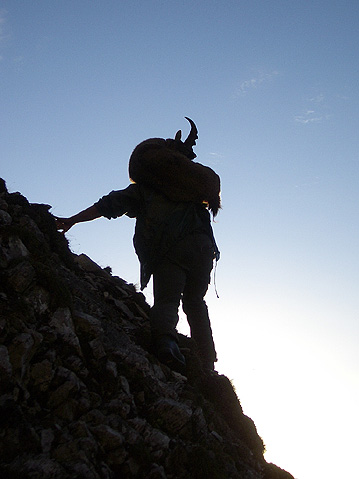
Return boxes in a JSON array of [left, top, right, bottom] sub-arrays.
[[55, 118, 221, 373]]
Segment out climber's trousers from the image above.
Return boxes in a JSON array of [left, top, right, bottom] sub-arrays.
[[150, 234, 217, 363]]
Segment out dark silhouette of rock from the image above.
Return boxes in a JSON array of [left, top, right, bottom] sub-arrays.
[[0, 178, 294, 478]]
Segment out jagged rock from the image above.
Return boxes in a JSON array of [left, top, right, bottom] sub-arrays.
[[49, 307, 82, 354], [8, 330, 43, 380], [0, 235, 29, 268], [0, 209, 12, 225], [0, 344, 12, 382], [7, 260, 36, 292], [150, 398, 193, 437], [0, 178, 294, 479], [30, 359, 54, 390], [76, 253, 108, 275], [7, 455, 66, 479], [73, 311, 104, 337], [40, 429, 55, 454], [24, 285, 51, 314]]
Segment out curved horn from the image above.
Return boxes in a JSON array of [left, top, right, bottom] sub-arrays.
[[174, 130, 182, 141], [183, 117, 198, 147]]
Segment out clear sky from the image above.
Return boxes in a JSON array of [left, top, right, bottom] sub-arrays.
[[1, 2, 358, 478]]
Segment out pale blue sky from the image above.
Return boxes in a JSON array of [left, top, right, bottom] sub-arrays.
[[1, 2, 359, 478]]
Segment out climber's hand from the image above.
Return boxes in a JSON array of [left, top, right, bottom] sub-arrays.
[[54, 217, 75, 233]]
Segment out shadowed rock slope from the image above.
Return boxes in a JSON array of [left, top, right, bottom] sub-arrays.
[[0, 178, 294, 479]]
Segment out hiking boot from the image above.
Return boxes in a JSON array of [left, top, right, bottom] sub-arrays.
[[155, 335, 186, 373]]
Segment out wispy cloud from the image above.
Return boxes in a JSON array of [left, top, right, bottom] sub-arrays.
[[309, 93, 324, 103], [236, 70, 279, 96], [294, 110, 324, 124], [294, 176, 321, 189], [294, 92, 331, 124]]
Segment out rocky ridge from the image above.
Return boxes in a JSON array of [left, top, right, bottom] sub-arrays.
[[0, 178, 294, 479]]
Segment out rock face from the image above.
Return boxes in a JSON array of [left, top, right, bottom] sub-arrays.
[[0, 178, 294, 479]]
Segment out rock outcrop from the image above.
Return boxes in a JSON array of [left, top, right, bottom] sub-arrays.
[[0, 178, 294, 479]]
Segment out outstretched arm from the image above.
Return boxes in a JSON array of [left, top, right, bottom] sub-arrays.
[[55, 205, 101, 233]]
